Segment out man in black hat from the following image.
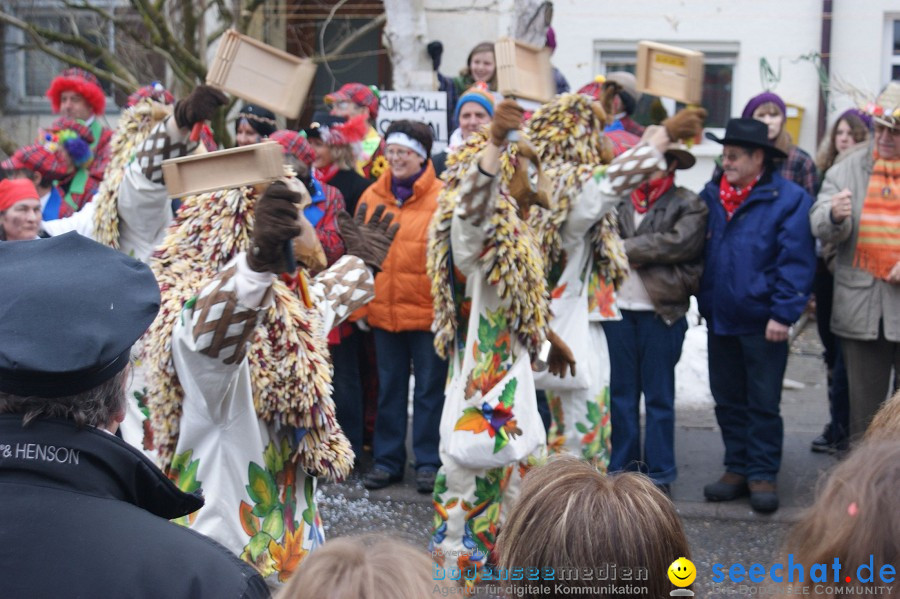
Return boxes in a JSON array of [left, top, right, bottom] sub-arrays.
[[0, 232, 269, 599], [698, 118, 816, 513]]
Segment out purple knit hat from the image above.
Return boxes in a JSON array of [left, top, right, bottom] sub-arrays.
[[839, 108, 873, 131], [741, 92, 786, 119]]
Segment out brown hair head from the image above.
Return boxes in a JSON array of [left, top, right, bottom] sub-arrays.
[[461, 41, 497, 88], [815, 111, 871, 172], [276, 536, 436, 599], [496, 455, 691, 598], [782, 440, 900, 598]]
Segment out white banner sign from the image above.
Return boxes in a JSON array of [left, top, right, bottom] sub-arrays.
[[376, 90, 448, 154]]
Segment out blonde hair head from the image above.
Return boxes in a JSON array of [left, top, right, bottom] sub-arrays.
[[496, 455, 691, 598], [276, 536, 435, 599], [864, 389, 900, 441], [782, 441, 900, 599]]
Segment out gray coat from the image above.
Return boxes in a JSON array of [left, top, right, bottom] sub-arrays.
[[810, 142, 900, 341]]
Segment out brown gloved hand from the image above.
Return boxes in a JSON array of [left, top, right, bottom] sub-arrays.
[[546, 328, 576, 379], [337, 203, 400, 271], [509, 140, 551, 212], [248, 182, 303, 273], [663, 107, 708, 142], [601, 80, 623, 116], [490, 99, 525, 147], [174, 84, 228, 130]]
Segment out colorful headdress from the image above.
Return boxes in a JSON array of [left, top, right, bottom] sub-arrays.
[[1, 144, 69, 182], [325, 83, 380, 121], [43, 117, 94, 168], [127, 82, 175, 107], [304, 112, 368, 147], [46, 67, 106, 116], [270, 130, 316, 167], [869, 81, 900, 130]]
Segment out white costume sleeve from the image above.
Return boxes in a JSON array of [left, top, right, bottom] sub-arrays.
[[561, 141, 666, 245], [308, 254, 375, 332], [41, 202, 96, 238], [171, 253, 274, 411]]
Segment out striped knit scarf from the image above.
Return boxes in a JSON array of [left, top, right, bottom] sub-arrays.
[[854, 150, 900, 279]]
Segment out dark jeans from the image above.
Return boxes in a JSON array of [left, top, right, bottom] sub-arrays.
[[603, 311, 687, 484], [813, 262, 849, 442], [708, 332, 788, 482], [330, 328, 363, 456], [372, 328, 448, 475]]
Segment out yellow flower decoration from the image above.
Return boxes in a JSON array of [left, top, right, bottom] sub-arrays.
[[370, 155, 389, 179]]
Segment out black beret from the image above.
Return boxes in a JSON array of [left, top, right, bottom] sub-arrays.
[[0, 233, 160, 398], [303, 111, 347, 139]]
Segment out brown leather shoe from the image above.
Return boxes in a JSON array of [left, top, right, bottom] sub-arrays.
[[703, 472, 749, 502], [748, 480, 779, 513]]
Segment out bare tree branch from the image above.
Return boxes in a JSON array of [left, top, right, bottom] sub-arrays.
[[319, 13, 386, 61], [315, 48, 387, 64], [0, 11, 138, 91], [131, 0, 206, 79], [237, 0, 266, 34]]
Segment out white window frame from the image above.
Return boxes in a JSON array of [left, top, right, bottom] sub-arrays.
[[593, 39, 740, 136], [884, 14, 900, 86], [3, 0, 118, 114]]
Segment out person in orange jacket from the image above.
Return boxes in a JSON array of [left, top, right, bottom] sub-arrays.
[[357, 120, 448, 494]]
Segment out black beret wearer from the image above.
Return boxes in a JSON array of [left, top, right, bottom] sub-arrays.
[[235, 103, 278, 138], [304, 111, 347, 139], [0, 232, 160, 398]]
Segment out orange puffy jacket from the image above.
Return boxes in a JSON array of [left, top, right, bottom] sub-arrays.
[[357, 162, 443, 332]]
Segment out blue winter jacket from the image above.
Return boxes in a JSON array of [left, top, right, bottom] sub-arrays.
[[698, 170, 816, 336]]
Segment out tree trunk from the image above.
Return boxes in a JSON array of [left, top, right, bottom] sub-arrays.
[[382, 0, 433, 90]]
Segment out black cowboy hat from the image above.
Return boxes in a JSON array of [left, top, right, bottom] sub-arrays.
[[705, 118, 787, 159]]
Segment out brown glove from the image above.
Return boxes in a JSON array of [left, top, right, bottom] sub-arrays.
[[509, 140, 551, 212], [248, 182, 303, 274], [663, 106, 708, 142], [337, 203, 400, 271], [174, 84, 228, 130], [601, 80, 623, 116], [490, 99, 525, 146], [546, 328, 576, 379]]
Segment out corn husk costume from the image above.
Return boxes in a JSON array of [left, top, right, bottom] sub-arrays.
[[513, 92, 622, 467], [516, 92, 664, 468], [40, 104, 201, 450], [427, 128, 551, 589], [143, 168, 374, 585]]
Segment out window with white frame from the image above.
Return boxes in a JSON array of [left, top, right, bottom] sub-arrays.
[[594, 40, 739, 129], [2, 0, 117, 113], [885, 16, 900, 84]]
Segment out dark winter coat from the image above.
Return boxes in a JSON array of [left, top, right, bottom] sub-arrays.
[[698, 169, 816, 335], [0, 415, 270, 599]]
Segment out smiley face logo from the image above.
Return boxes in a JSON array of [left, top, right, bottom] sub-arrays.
[[668, 557, 696, 587]]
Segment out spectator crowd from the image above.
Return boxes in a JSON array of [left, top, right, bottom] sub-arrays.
[[1, 31, 900, 599]]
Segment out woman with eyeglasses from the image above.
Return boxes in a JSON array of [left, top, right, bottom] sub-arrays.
[[355, 120, 449, 494]]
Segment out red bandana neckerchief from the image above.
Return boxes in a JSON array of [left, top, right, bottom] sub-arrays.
[[631, 174, 675, 214], [853, 149, 900, 279], [314, 164, 339, 185], [719, 173, 762, 220]]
